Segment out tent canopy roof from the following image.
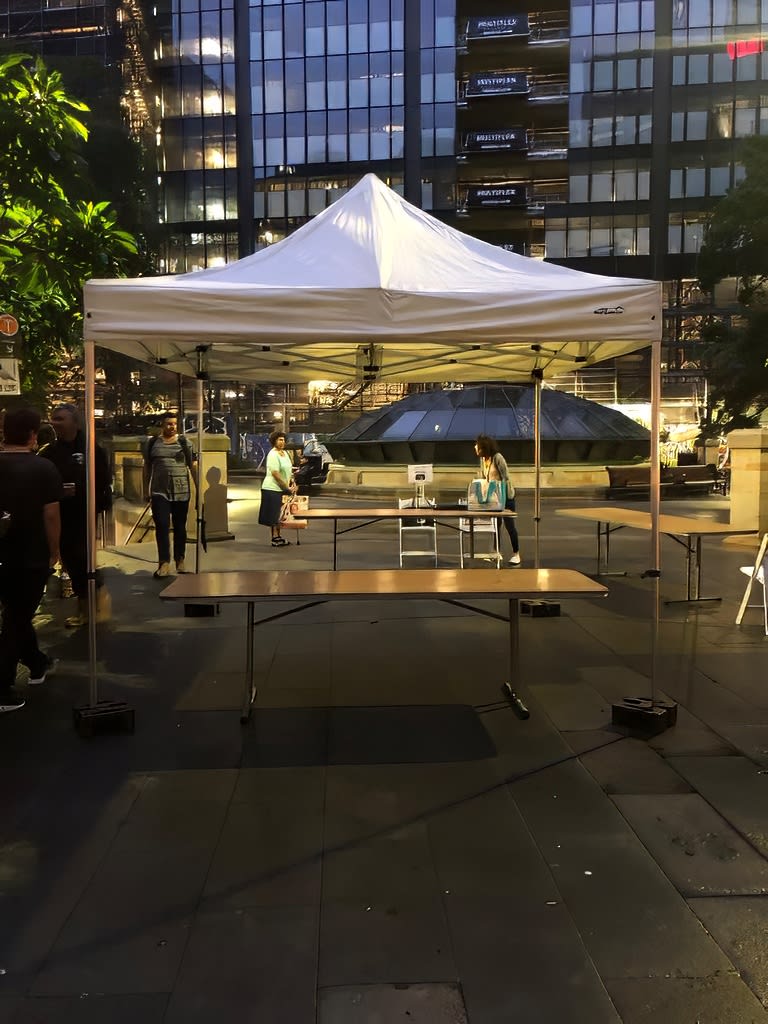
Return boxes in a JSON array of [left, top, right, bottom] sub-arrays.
[[84, 173, 662, 383]]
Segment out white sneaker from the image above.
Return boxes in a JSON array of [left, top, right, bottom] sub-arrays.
[[0, 693, 25, 713], [509, 552, 522, 565]]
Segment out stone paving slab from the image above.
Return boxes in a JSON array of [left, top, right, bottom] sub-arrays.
[[691, 652, 768, 711], [322, 761, 503, 850], [476, 696, 580, 781], [202, 800, 323, 909], [318, 983, 468, 1024], [647, 662, 768, 727], [164, 906, 318, 1024], [426, 786, 558, 909], [318, 901, 456, 988], [613, 794, 768, 897], [0, 994, 169, 1023], [580, 738, 693, 795], [322, 822, 438, 907], [605, 975, 768, 1024], [175, 669, 247, 711], [510, 761, 734, 978], [451, 902, 623, 1024], [31, 771, 236, 997], [530, 681, 614, 732], [712, 724, 768, 766], [689, 897, 768, 1010], [669, 756, 768, 858], [0, 775, 145, 992]]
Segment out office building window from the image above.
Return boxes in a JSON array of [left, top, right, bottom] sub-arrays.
[[549, 214, 650, 258], [249, 0, 452, 174], [710, 166, 730, 194], [668, 214, 705, 253]]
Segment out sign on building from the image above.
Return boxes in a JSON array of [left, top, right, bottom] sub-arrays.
[[466, 15, 529, 39], [466, 185, 527, 208], [463, 129, 527, 152], [466, 73, 529, 96], [0, 359, 21, 396], [0, 316, 22, 395]]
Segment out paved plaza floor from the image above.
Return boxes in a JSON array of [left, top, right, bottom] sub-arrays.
[[1, 482, 768, 1023]]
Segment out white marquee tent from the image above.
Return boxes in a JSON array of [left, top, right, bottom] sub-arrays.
[[84, 172, 661, 382], [80, 173, 665, 713]]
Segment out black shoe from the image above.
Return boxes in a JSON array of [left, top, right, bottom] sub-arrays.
[[272, 537, 291, 547], [28, 658, 57, 686], [0, 690, 25, 713]]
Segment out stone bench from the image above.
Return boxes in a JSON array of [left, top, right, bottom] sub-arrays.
[[605, 463, 721, 499]]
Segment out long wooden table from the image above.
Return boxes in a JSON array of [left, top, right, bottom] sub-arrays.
[[557, 506, 754, 602], [161, 568, 607, 721], [299, 506, 516, 569]]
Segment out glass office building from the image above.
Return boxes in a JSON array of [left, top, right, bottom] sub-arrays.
[[151, 0, 457, 270], [95, 0, 768, 380]]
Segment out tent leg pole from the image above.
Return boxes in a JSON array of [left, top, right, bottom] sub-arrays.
[[84, 340, 99, 709], [532, 369, 542, 570], [649, 340, 662, 705], [73, 342, 135, 737], [611, 340, 675, 736], [195, 375, 204, 574]]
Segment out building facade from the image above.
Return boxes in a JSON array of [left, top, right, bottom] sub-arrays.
[[148, 0, 766, 285], [8, 0, 763, 397]]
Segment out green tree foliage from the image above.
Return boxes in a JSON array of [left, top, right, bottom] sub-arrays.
[[0, 53, 140, 405], [699, 311, 768, 434], [697, 136, 768, 433], [698, 137, 768, 303]]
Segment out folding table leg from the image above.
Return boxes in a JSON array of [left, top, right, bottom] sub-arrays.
[[241, 600, 257, 723]]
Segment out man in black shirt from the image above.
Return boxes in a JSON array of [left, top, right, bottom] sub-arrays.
[[0, 407, 61, 713], [41, 403, 112, 628]]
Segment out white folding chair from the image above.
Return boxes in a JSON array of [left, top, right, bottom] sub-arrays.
[[397, 497, 438, 566], [458, 515, 501, 568], [737, 553, 768, 635]]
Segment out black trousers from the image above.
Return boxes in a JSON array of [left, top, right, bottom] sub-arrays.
[[151, 495, 189, 564], [0, 567, 50, 691], [500, 496, 519, 554], [59, 518, 103, 599]]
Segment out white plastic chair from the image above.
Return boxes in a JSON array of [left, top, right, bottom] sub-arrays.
[[737, 558, 768, 635], [398, 497, 438, 566], [458, 515, 501, 568]]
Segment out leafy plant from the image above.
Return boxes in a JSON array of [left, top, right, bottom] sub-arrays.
[[0, 53, 140, 406], [697, 136, 768, 433]]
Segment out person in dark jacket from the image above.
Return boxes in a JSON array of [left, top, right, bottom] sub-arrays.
[[0, 407, 61, 712], [40, 403, 112, 627]]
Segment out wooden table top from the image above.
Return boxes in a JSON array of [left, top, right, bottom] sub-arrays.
[[300, 507, 515, 520], [161, 568, 607, 604], [557, 507, 755, 537]]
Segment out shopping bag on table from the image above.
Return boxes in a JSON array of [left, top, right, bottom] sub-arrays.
[[280, 493, 309, 522], [467, 478, 505, 511]]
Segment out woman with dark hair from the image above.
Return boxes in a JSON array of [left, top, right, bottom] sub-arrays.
[[258, 430, 296, 547], [474, 434, 521, 565]]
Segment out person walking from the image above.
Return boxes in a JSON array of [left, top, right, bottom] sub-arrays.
[[143, 412, 197, 578], [474, 433, 521, 565], [41, 403, 113, 627], [0, 407, 62, 713], [258, 429, 296, 547]]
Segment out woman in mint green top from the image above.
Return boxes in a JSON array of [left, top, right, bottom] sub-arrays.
[[258, 430, 296, 546]]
